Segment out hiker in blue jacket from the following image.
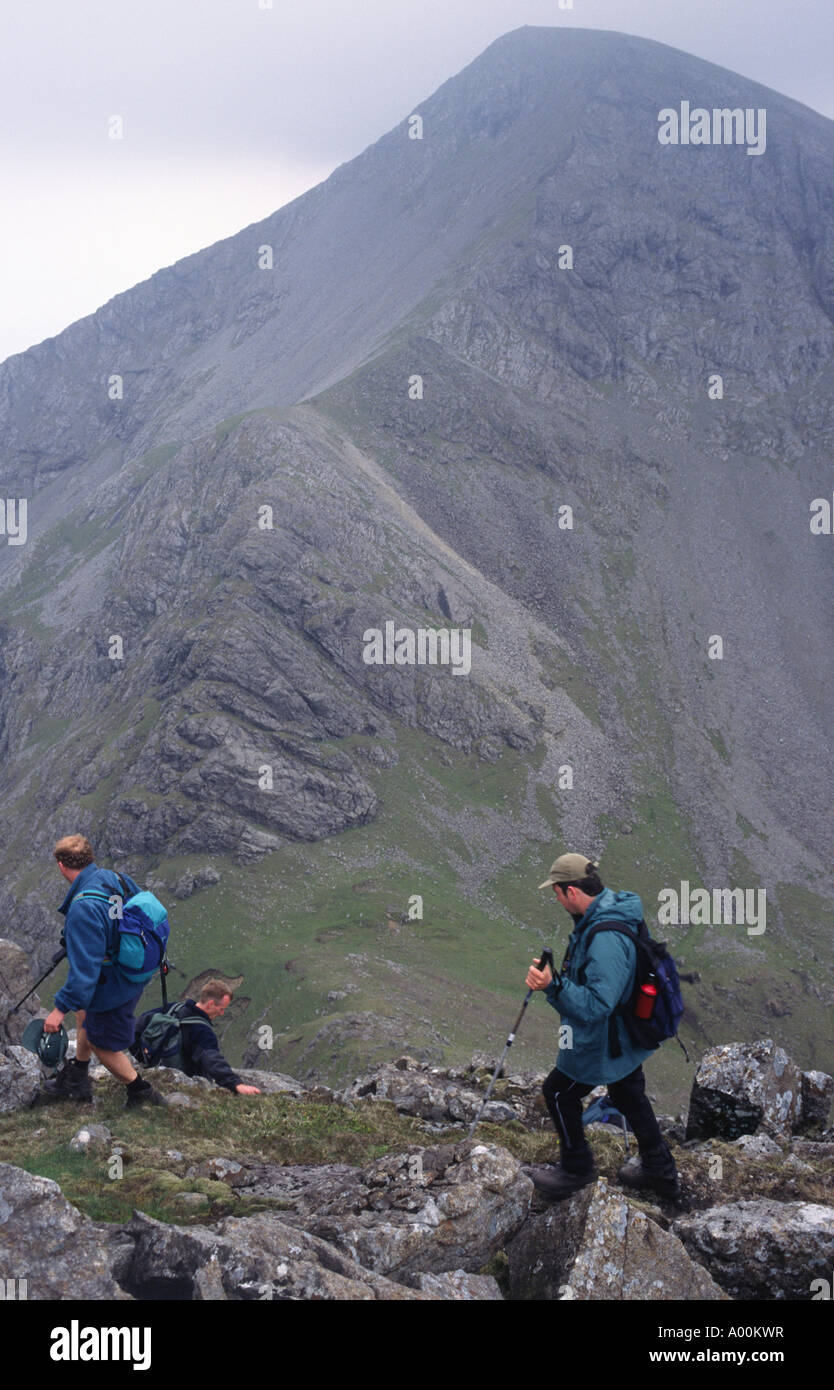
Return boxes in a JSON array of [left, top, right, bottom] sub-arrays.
[[522, 852, 680, 1200], [41, 834, 164, 1108]]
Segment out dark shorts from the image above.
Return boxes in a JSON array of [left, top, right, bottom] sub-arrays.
[[83, 995, 143, 1051]]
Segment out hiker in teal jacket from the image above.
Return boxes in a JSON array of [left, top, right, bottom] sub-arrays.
[[543, 882, 654, 1085], [522, 852, 680, 1201]]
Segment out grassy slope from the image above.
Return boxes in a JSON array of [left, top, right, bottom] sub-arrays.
[[36, 711, 834, 1115], [2, 1075, 830, 1237]]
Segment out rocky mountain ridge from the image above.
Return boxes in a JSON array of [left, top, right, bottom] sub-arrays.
[[0, 26, 832, 1089], [0, 1032, 831, 1301]]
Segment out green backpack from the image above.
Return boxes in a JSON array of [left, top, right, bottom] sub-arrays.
[[131, 1001, 211, 1071]]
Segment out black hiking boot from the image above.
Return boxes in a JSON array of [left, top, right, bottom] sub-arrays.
[[521, 1161, 597, 1200], [40, 1060, 94, 1103], [124, 1077, 166, 1109], [617, 1140, 681, 1199]]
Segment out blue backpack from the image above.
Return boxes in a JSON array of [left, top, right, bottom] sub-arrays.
[[581, 919, 688, 1061], [582, 1094, 631, 1130], [74, 871, 170, 990]]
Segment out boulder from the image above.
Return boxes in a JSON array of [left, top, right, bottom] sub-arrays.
[[506, 1178, 728, 1300], [217, 1158, 364, 1199], [204, 1157, 242, 1181], [0, 1045, 42, 1114], [797, 1070, 834, 1134], [731, 1133, 783, 1159], [685, 1040, 803, 1140], [69, 1123, 112, 1154], [673, 1199, 834, 1300], [790, 1139, 834, 1162], [339, 1063, 491, 1124], [237, 1140, 531, 1278], [338, 1059, 541, 1128], [405, 1270, 503, 1299], [783, 1154, 813, 1175], [234, 1069, 307, 1096], [0, 1163, 131, 1300], [117, 1210, 430, 1300], [295, 1141, 531, 1277], [172, 866, 221, 899], [170, 1192, 210, 1211]]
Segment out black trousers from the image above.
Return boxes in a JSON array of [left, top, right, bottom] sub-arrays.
[[542, 1064, 664, 1172]]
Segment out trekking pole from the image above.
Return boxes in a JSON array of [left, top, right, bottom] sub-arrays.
[[5, 946, 67, 1018], [468, 947, 555, 1138]]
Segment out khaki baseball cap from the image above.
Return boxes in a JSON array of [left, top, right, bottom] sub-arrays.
[[538, 853, 600, 889]]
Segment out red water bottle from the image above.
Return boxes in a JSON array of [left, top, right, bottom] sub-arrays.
[[635, 979, 658, 1020]]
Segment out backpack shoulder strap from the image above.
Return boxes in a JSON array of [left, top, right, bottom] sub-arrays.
[[72, 887, 120, 957], [115, 872, 133, 900], [579, 920, 640, 975], [584, 920, 639, 944], [168, 1001, 213, 1027], [577, 923, 644, 1058], [584, 920, 653, 966], [76, 871, 135, 901]]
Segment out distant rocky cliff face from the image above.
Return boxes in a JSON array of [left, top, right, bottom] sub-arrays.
[[0, 28, 832, 1075]]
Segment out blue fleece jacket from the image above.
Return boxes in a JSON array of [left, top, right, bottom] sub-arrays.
[[544, 886, 655, 1084], [54, 862, 143, 1014]]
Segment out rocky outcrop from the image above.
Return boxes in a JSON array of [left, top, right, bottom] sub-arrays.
[[233, 1068, 307, 1096], [507, 1178, 728, 1301], [0, 938, 41, 1045], [797, 1071, 834, 1135], [0, 1163, 131, 1301], [0, 1045, 42, 1114], [791, 1137, 834, 1161], [337, 1054, 547, 1130], [115, 1211, 432, 1301], [401, 1269, 502, 1299], [1, 1041, 832, 1301], [110, 1140, 527, 1297], [684, 1040, 826, 1140], [213, 1139, 532, 1279], [673, 1199, 834, 1300], [732, 1133, 783, 1159], [171, 866, 222, 899], [305, 1141, 532, 1277]]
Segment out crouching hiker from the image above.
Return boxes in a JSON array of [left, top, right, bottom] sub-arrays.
[[522, 852, 680, 1201], [41, 835, 165, 1109], [133, 981, 260, 1095]]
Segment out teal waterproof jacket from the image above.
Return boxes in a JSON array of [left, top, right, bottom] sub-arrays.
[[54, 862, 143, 1015], [544, 886, 655, 1084]]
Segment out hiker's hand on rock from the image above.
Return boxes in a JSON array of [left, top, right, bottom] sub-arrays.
[[236, 1084, 261, 1095], [43, 1008, 65, 1034], [526, 961, 553, 990]]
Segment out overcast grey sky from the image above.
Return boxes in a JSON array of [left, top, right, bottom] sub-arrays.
[[1, 0, 831, 365]]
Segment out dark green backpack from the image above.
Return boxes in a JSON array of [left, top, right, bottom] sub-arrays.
[[131, 1001, 211, 1070]]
